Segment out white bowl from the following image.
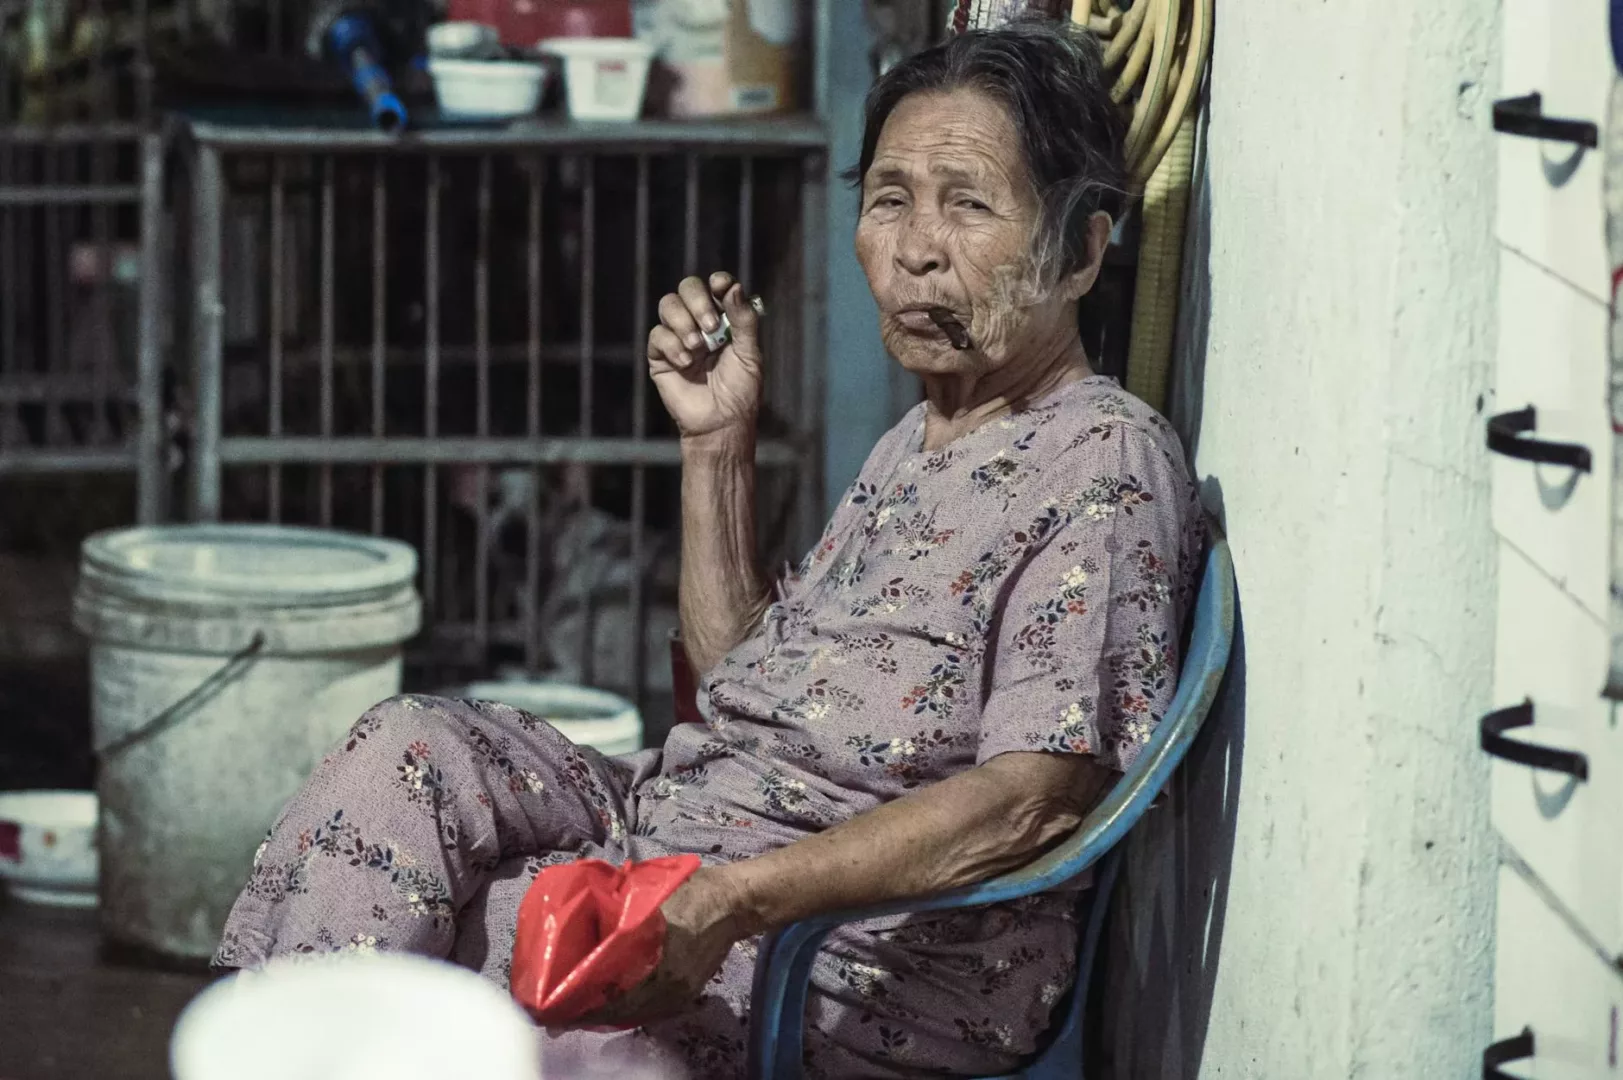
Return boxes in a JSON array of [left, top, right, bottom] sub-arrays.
[[171, 954, 541, 1080], [428, 58, 547, 122], [0, 789, 98, 907], [443, 680, 643, 757], [427, 20, 501, 59], [538, 37, 655, 122]]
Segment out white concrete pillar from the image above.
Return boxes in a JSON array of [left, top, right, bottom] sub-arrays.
[[1106, 3, 1501, 1075]]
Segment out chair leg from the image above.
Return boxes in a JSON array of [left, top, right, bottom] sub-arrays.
[[1074, 847, 1124, 1079]]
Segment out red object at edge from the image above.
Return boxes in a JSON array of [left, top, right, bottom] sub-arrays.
[[509, 854, 702, 1029], [671, 634, 704, 725], [444, 0, 632, 48]]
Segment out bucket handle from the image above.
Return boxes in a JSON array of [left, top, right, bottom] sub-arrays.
[[95, 632, 267, 760]]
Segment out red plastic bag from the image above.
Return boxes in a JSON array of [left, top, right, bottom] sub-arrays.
[[509, 854, 701, 1029]]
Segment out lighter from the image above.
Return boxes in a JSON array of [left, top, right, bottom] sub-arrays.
[[701, 295, 767, 353]]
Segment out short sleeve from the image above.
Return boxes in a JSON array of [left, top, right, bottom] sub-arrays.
[[975, 423, 1198, 772], [780, 407, 923, 599]]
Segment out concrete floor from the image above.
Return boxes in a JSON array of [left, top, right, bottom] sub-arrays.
[[0, 900, 211, 1080]]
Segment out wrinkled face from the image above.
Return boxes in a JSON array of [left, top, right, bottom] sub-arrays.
[[855, 87, 1094, 380]]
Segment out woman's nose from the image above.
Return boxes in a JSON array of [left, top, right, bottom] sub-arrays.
[[894, 217, 948, 276]]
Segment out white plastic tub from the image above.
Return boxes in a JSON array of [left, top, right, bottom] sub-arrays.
[[73, 524, 420, 960], [539, 37, 655, 122], [428, 58, 547, 121], [443, 679, 643, 757], [172, 954, 541, 1080], [0, 790, 98, 907]]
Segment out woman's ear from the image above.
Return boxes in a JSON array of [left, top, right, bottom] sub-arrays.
[[1060, 211, 1114, 302]]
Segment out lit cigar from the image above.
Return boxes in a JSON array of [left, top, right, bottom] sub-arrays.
[[928, 307, 972, 350], [701, 294, 766, 353]]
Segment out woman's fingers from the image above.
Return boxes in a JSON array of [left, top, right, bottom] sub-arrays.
[[677, 275, 723, 338], [658, 290, 704, 353], [707, 271, 737, 304], [647, 324, 694, 372], [719, 283, 760, 357]]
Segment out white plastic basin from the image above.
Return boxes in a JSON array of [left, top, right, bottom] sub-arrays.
[[171, 954, 541, 1080], [0, 790, 99, 907], [429, 58, 547, 122], [444, 680, 643, 757]]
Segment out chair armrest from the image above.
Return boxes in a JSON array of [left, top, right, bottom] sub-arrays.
[[745, 780, 1137, 1080]]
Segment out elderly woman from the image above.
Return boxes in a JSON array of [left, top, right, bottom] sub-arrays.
[[216, 20, 1203, 1079]]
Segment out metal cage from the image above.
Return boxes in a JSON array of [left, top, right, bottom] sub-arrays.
[[176, 115, 829, 715]]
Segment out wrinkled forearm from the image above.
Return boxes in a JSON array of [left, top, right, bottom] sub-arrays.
[[679, 427, 773, 675], [717, 751, 1112, 935]]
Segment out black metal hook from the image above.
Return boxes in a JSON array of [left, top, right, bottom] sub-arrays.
[[1483, 1028, 1534, 1080], [1486, 406, 1593, 473], [1493, 92, 1599, 148], [1480, 702, 1589, 782]]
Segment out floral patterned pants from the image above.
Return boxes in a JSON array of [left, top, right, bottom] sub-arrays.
[[216, 695, 1060, 1078]]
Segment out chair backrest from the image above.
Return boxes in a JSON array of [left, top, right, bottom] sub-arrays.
[[868, 531, 1237, 915], [747, 533, 1238, 1080]]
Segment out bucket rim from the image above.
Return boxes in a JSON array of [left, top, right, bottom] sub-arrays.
[[78, 524, 419, 607]]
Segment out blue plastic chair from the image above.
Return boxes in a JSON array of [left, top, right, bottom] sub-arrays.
[[746, 534, 1237, 1079]]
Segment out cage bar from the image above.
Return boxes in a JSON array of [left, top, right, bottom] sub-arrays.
[[268, 157, 286, 521], [371, 157, 388, 535], [475, 154, 493, 658], [190, 146, 225, 521], [0, 143, 15, 447], [424, 157, 441, 618], [524, 158, 545, 673], [136, 135, 165, 522], [630, 153, 651, 703], [42, 149, 66, 448], [320, 156, 336, 525]]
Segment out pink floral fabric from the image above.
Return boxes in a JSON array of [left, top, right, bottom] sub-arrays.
[[216, 375, 1202, 1078]]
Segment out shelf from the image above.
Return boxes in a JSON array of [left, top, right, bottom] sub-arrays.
[[175, 106, 827, 155]]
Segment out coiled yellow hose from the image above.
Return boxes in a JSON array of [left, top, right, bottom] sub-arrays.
[[1073, 0, 1214, 412]]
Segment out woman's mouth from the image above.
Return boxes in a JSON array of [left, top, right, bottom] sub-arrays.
[[896, 304, 965, 327], [893, 306, 972, 349]]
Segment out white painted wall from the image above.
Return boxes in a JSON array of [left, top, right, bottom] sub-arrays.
[[1106, 3, 1502, 1076]]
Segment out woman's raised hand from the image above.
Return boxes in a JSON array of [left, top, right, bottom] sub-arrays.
[[647, 272, 762, 441]]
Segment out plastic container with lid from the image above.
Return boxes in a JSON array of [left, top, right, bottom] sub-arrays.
[[540, 36, 655, 122]]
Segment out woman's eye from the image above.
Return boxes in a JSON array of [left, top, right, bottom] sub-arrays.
[[957, 198, 990, 212], [870, 196, 904, 210]]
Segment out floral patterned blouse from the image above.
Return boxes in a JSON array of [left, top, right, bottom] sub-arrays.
[[632, 375, 1203, 1031]]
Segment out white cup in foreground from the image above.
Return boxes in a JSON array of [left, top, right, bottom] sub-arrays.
[[171, 953, 541, 1080]]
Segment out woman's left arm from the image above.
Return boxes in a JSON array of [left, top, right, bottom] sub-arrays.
[[579, 752, 1110, 1028], [724, 750, 1111, 930]]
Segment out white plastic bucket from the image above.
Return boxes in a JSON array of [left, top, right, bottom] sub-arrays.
[[0, 790, 98, 907], [540, 37, 654, 122], [444, 679, 643, 757], [428, 58, 547, 121], [171, 953, 540, 1080], [73, 524, 421, 961]]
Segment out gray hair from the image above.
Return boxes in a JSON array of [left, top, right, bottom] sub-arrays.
[[847, 20, 1130, 292]]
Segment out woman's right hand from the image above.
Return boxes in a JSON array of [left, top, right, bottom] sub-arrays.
[[647, 272, 763, 441]]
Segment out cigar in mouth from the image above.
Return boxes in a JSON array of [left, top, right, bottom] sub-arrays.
[[927, 307, 973, 350], [701, 294, 767, 353]]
